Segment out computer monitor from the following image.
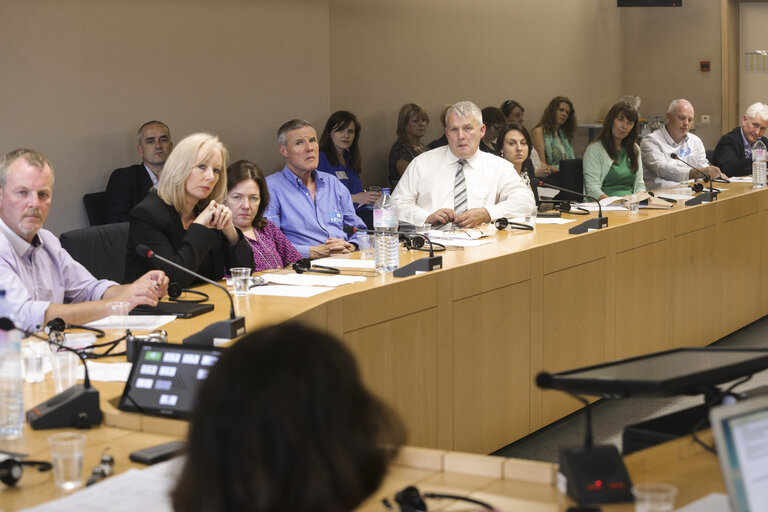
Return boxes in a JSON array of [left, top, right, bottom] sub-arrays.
[[710, 395, 768, 512], [540, 348, 768, 397]]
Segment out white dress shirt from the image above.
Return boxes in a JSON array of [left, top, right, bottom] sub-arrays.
[[640, 127, 711, 190], [391, 145, 535, 225]]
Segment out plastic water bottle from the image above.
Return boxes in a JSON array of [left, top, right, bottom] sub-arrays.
[[373, 192, 399, 273], [752, 140, 766, 188], [0, 290, 24, 439]]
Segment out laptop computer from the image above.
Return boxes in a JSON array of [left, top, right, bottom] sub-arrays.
[[130, 301, 214, 319], [710, 395, 768, 511]]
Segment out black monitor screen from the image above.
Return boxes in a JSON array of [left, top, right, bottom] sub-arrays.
[[118, 341, 223, 419], [545, 348, 768, 397]]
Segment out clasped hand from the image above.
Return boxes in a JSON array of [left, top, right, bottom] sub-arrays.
[[426, 207, 490, 228], [194, 200, 239, 244]]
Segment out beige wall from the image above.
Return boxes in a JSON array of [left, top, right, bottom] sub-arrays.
[[740, 2, 768, 116], [0, 0, 331, 235], [329, 0, 623, 188], [1, 1, 727, 235], [620, 0, 723, 147]]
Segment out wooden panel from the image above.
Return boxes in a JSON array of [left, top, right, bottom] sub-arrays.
[[615, 214, 670, 253], [542, 229, 607, 274], [672, 226, 722, 347], [453, 283, 531, 454], [539, 259, 606, 425], [720, 212, 764, 332], [718, 190, 760, 222], [452, 251, 530, 300], [344, 309, 438, 448], [435, 272, 455, 450], [342, 275, 437, 332], [614, 240, 670, 359], [675, 203, 717, 236]]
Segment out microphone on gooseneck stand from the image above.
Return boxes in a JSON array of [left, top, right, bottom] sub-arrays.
[[135, 244, 245, 347], [27, 319, 103, 430], [536, 180, 608, 234], [669, 153, 720, 206], [343, 226, 443, 277]]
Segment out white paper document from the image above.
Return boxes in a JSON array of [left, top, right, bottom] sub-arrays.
[[262, 273, 366, 287], [20, 458, 182, 512], [76, 361, 133, 382], [438, 238, 495, 247], [248, 285, 332, 298], [573, 203, 627, 212], [534, 217, 576, 225], [311, 258, 376, 270], [726, 176, 752, 183], [673, 492, 728, 512], [86, 315, 176, 331]]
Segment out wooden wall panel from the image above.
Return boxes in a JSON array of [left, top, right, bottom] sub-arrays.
[[344, 310, 439, 448], [452, 282, 531, 454]]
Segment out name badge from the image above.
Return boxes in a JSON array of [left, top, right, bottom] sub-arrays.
[[678, 147, 691, 158], [335, 171, 348, 180], [328, 211, 343, 226]]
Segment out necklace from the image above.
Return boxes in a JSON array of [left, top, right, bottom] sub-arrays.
[[246, 230, 282, 271]]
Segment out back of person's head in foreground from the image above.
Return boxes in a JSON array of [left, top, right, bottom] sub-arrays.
[[172, 322, 407, 512]]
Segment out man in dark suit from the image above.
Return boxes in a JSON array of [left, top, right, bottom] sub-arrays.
[[712, 102, 768, 177], [104, 121, 173, 223]]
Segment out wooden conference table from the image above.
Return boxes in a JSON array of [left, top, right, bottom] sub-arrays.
[[154, 180, 768, 455], [4, 182, 754, 510]]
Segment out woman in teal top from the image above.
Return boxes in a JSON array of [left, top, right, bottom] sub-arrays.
[[531, 96, 577, 171], [583, 101, 645, 200]]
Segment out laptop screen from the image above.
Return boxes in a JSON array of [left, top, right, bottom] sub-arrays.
[[711, 397, 768, 512]]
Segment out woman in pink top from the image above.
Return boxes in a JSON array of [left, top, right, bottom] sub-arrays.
[[224, 160, 301, 272]]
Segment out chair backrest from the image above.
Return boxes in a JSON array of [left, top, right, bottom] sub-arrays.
[[555, 158, 584, 201], [60, 222, 129, 283], [83, 192, 107, 226]]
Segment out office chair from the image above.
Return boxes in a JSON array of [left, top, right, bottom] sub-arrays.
[[60, 222, 129, 282], [83, 192, 107, 226]]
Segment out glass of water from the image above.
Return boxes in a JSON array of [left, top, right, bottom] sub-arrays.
[[230, 267, 251, 296], [627, 194, 640, 215], [632, 482, 677, 512], [48, 432, 86, 491]]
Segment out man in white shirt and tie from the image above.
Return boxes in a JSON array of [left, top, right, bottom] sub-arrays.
[[392, 101, 534, 228]]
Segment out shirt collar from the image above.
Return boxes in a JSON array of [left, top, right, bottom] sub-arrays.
[[143, 163, 159, 186], [445, 146, 481, 168], [0, 217, 41, 258], [740, 127, 751, 148], [662, 126, 688, 146], [280, 166, 322, 187]]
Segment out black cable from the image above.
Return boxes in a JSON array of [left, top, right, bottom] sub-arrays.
[[691, 417, 716, 454], [423, 492, 495, 509]]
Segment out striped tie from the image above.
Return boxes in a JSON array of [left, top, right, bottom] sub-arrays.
[[454, 158, 468, 214]]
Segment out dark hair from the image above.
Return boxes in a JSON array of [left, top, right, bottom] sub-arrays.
[[495, 122, 533, 162], [481, 106, 506, 132], [172, 322, 406, 512], [537, 96, 577, 142], [319, 111, 362, 174], [396, 103, 429, 142], [596, 101, 640, 173], [225, 160, 269, 230], [500, 100, 524, 119]]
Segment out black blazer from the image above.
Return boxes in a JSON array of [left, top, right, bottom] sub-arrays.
[[712, 127, 768, 177], [104, 164, 154, 223], [124, 192, 254, 285]]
